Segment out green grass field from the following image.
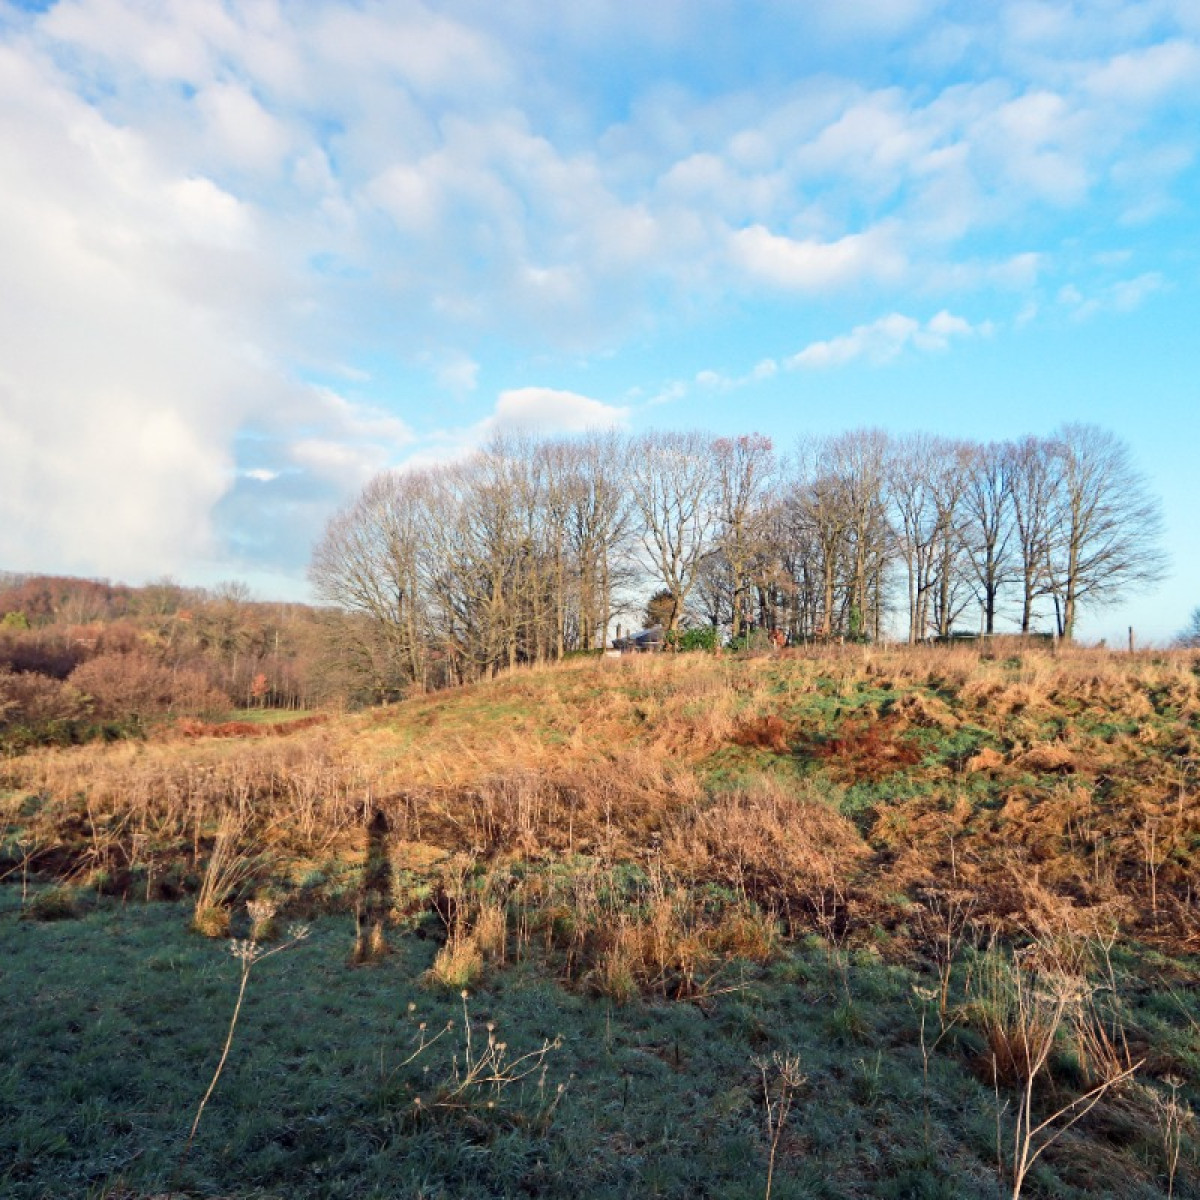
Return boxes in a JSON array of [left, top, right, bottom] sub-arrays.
[[3, 887, 1196, 1199]]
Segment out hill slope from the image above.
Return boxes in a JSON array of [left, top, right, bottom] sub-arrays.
[[2, 645, 1199, 1198]]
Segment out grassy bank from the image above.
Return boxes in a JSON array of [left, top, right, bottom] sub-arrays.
[[2, 645, 1199, 1196]]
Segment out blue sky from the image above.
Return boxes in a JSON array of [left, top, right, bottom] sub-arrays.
[[0, 0, 1197, 642]]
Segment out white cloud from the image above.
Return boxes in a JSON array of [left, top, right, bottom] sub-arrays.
[[1057, 272, 1166, 319], [392, 385, 631, 473], [0, 30, 419, 583], [275, 388, 414, 487], [368, 163, 441, 234], [808, 0, 943, 40], [694, 358, 780, 391], [730, 224, 906, 290], [434, 355, 481, 394], [1111, 272, 1165, 310], [315, 5, 509, 99], [927, 310, 973, 337], [0, 44, 259, 578], [644, 380, 688, 408], [1083, 40, 1200, 106], [789, 314, 920, 368], [787, 310, 987, 368], [196, 82, 292, 175], [487, 387, 630, 434]]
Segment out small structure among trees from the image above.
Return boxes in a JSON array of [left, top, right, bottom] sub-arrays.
[[610, 625, 666, 653]]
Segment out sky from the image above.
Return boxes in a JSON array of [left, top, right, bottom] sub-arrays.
[[1, 0, 1198, 644]]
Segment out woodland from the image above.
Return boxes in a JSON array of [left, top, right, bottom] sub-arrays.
[[310, 423, 1165, 699]]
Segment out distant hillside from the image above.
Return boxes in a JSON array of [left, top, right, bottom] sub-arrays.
[[0, 572, 338, 749]]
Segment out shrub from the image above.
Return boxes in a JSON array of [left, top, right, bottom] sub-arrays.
[[25, 885, 78, 921], [193, 904, 231, 938], [193, 814, 256, 937], [668, 626, 719, 653], [0, 667, 82, 729], [70, 652, 229, 722], [427, 936, 484, 991]]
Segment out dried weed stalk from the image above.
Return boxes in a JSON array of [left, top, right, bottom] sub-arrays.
[[754, 1050, 806, 1200], [975, 941, 1144, 1199], [177, 912, 310, 1187]]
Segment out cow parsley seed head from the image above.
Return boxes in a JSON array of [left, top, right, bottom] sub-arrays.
[[230, 939, 261, 964]]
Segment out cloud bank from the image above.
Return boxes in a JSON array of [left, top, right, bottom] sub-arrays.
[[0, 1, 1196, 590]]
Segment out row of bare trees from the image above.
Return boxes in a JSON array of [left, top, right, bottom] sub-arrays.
[[310, 424, 1165, 695]]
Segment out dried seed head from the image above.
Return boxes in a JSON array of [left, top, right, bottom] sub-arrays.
[[247, 899, 277, 925], [229, 939, 261, 964]]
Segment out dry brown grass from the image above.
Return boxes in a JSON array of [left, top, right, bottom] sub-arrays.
[[662, 775, 870, 941], [4, 643, 1198, 971]]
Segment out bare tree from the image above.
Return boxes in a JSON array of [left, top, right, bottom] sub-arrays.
[[826, 430, 891, 640], [1175, 607, 1200, 648], [888, 434, 945, 644], [801, 466, 850, 638], [770, 475, 824, 641], [630, 431, 719, 633], [1007, 437, 1058, 634], [308, 422, 1168, 695], [562, 432, 634, 650], [928, 440, 975, 639], [309, 471, 428, 696], [1043, 425, 1168, 640], [961, 441, 1016, 635], [713, 434, 776, 638], [885, 434, 974, 642]]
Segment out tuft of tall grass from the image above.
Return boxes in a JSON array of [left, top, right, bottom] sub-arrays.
[[427, 935, 484, 991], [193, 813, 256, 937]]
